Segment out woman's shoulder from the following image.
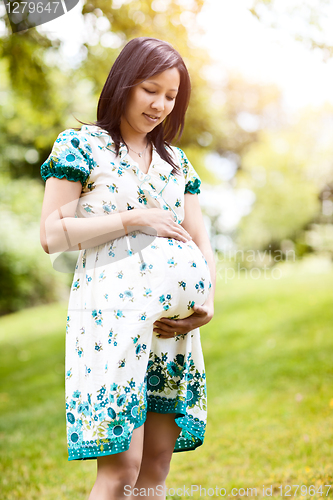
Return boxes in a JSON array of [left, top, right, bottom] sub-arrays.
[[166, 144, 190, 170], [55, 125, 113, 148]]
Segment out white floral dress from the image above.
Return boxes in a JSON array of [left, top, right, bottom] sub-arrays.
[[40, 124, 212, 461]]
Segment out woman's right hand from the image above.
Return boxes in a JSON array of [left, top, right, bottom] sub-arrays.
[[136, 208, 192, 243]]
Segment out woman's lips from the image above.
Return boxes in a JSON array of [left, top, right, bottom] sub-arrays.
[[143, 113, 160, 123]]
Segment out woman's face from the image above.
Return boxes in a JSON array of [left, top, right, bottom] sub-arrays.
[[121, 67, 180, 137]]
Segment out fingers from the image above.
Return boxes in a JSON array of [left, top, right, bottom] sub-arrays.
[[171, 224, 192, 242], [153, 320, 179, 335]]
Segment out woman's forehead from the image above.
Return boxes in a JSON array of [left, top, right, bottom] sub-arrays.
[[139, 68, 180, 88]]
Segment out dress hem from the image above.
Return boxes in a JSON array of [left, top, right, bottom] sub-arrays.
[[67, 397, 205, 461]]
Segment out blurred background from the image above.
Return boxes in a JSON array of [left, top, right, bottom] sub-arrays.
[[0, 1, 333, 499]]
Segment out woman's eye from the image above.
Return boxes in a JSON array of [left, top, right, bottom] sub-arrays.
[[167, 96, 176, 101], [144, 89, 155, 94]]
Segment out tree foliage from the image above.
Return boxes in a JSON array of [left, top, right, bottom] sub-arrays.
[[249, 0, 333, 60]]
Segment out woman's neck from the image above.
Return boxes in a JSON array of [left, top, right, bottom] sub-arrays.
[[120, 119, 148, 150]]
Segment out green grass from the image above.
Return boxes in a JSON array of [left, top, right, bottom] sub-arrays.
[[1, 263, 333, 499]]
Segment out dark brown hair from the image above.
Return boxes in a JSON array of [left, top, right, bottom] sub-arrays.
[[74, 37, 191, 174]]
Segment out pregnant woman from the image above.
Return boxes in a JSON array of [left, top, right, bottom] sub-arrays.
[[40, 37, 216, 499]]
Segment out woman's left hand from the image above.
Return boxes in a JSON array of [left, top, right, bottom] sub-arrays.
[[153, 302, 214, 339]]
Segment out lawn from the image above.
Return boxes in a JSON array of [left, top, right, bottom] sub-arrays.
[[1, 260, 333, 499]]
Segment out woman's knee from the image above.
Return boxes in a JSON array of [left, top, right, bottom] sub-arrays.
[[95, 457, 142, 496], [141, 447, 173, 482]]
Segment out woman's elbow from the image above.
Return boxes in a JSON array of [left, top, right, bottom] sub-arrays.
[[40, 235, 50, 254], [40, 229, 59, 254]]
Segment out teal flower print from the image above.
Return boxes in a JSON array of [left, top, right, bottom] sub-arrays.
[[108, 243, 115, 257], [135, 343, 146, 358], [176, 354, 185, 366], [116, 270, 123, 279], [178, 281, 186, 290], [67, 412, 75, 424], [167, 257, 177, 268], [108, 329, 118, 346], [125, 396, 140, 424], [72, 279, 80, 291], [137, 188, 148, 205], [77, 401, 90, 416], [107, 417, 131, 443], [167, 361, 183, 378], [175, 198, 181, 207], [117, 394, 126, 407], [187, 300, 195, 310], [106, 183, 118, 193], [82, 203, 94, 214], [140, 262, 147, 272], [107, 407, 116, 419], [75, 338, 83, 357], [87, 181, 96, 191], [57, 147, 82, 169], [92, 309, 103, 326], [147, 370, 166, 392], [159, 294, 172, 311], [143, 288, 152, 298], [139, 312, 147, 321], [127, 203, 134, 210], [132, 334, 146, 359], [114, 309, 125, 319], [195, 278, 205, 293], [120, 288, 134, 302], [118, 358, 126, 368], [186, 383, 200, 408], [185, 178, 201, 194], [95, 341, 103, 351], [73, 390, 81, 398], [97, 385, 106, 400], [66, 316, 70, 334], [102, 200, 117, 214], [67, 423, 83, 449]]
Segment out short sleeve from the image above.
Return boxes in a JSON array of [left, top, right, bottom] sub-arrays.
[[40, 129, 96, 187], [175, 147, 201, 194]]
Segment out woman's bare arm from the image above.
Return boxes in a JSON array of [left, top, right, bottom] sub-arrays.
[[40, 177, 192, 254]]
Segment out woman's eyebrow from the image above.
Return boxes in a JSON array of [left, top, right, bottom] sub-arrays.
[[145, 81, 179, 92]]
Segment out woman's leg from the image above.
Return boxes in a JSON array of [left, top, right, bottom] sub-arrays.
[[88, 424, 144, 500], [131, 412, 181, 499]]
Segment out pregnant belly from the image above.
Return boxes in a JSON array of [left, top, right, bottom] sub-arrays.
[[72, 230, 212, 321]]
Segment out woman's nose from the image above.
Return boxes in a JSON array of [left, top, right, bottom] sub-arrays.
[[151, 95, 165, 111]]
